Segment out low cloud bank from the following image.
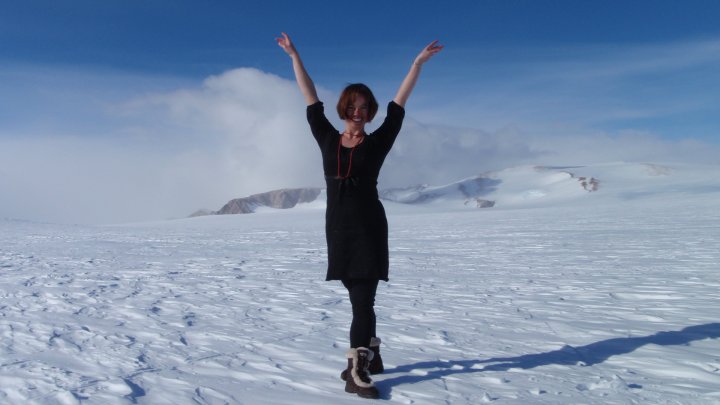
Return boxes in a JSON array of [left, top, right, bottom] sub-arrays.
[[1, 67, 717, 224]]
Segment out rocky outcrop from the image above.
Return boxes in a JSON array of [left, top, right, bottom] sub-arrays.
[[577, 176, 599, 192], [189, 209, 216, 217], [464, 198, 495, 208], [215, 188, 322, 215]]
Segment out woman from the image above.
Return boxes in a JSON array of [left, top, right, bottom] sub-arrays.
[[277, 32, 442, 399]]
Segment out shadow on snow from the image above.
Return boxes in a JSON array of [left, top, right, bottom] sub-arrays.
[[375, 323, 720, 397]]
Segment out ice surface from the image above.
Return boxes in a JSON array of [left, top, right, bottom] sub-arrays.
[[1, 162, 719, 404]]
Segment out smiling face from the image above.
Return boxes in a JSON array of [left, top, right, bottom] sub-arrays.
[[345, 95, 369, 132], [336, 83, 379, 133]]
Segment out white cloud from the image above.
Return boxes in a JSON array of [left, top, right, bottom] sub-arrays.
[[0, 68, 324, 224], [122, 68, 326, 192]]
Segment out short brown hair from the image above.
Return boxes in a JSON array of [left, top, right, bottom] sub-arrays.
[[336, 83, 379, 122]]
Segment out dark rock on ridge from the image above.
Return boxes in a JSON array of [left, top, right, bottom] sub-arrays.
[[211, 188, 322, 215]]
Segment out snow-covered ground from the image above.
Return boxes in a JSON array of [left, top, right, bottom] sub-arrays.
[[1, 163, 719, 404]]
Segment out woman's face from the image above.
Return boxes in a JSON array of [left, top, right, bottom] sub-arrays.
[[344, 94, 369, 131]]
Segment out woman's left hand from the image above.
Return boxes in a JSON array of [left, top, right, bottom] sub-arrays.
[[414, 40, 444, 66], [393, 39, 444, 106]]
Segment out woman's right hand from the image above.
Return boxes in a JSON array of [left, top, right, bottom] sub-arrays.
[[276, 32, 319, 105], [276, 32, 297, 57]]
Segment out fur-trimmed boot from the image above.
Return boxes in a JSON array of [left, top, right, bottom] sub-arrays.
[[368, 337, 384, 374], [341, 337, 384, 381], [343, 347, 379, 399]]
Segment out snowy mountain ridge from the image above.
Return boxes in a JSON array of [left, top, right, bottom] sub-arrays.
[[191, 162, 718, 216]]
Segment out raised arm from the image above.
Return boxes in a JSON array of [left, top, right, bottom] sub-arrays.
[[393, 40, 444, 108], [276, 32, 320, 105]]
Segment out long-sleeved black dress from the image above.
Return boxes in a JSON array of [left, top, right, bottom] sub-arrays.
[[307, 101, 405, 281]]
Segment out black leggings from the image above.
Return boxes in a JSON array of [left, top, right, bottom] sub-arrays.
[[342, 279, 379, 348]]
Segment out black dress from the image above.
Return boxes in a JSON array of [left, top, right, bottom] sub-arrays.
[[306, 101, 405, 281]]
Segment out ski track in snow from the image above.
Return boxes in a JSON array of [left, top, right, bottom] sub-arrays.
[[1, 199, 719, 404]]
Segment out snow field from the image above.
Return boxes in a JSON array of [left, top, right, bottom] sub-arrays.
[[1, 194, 719, 404]]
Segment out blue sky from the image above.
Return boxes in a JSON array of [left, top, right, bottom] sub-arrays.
[[3, 1, 720, 139], [1, 1, 719, 223], [4, 1, 720, 70]]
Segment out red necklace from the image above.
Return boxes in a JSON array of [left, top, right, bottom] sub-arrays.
[[336, 134, 363, 179]]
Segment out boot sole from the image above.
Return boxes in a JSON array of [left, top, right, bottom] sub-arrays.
[[345, 385, 379, 399]]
